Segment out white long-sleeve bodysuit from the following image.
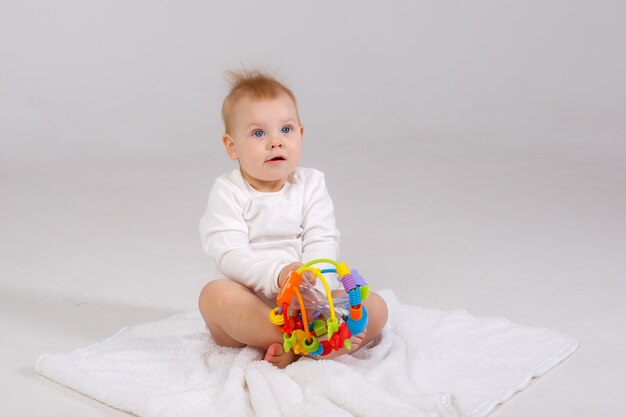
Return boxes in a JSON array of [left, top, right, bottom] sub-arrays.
[[199, 167, 340, 299]]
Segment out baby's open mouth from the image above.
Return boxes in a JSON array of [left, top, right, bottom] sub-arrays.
[[268, 156, 286, 162]]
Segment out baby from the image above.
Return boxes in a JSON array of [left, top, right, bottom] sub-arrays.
[[198, 70, 388, 368]]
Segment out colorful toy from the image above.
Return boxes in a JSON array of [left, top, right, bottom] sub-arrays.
[[268, 258, 370, 357]]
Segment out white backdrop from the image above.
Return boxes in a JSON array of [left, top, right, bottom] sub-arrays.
[[3, 1, 625, 166]]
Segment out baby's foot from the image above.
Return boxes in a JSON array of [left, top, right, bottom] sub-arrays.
[[316, 329, 368, 360], [348, 330, 367, 352], [264, 343, 298, 368]]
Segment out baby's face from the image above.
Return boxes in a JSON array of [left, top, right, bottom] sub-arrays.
[[223, 93, 303, 192]]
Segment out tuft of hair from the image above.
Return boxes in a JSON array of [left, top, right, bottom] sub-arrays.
[[221, 68, 299, 133]]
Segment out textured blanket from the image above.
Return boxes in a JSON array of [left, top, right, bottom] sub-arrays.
[[36, 290, 577, 417]]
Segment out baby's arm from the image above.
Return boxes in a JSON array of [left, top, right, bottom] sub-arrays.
[[200, 178, 288, 298], [300, 170, 340, 263]]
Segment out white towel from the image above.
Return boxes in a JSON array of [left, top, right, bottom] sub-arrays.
[[36, 289, 577, 417]]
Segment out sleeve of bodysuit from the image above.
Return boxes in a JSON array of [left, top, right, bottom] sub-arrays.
[[300, 169, 341, 265], [199, 177, 287, 298]]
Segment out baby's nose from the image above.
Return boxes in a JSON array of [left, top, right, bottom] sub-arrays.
[[269, 136, 284, 148]]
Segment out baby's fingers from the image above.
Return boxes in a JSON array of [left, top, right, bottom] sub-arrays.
[[302, 271, 316, 285]]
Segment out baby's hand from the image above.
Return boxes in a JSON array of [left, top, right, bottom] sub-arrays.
[[277, 262, 316, 288], [278, 262, 303, 288], [301, 270, 316, 287]]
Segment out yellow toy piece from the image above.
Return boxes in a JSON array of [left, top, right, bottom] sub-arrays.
[[269, 307, 284, 326], [335, 262, 350, 278], [291, 330, 307, 355]]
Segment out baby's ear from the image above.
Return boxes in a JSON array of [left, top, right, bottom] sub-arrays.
[[222, 134, 238, 160], [299, 124, 304, 137]]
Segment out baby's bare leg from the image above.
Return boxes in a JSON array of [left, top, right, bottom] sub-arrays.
[[199, 279, 283, 347], [198, 279, 297, 367], [357, 291, 388, 348]]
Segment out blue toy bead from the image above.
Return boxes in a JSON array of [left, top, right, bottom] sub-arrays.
[[348, 288, 362, 306], [346, 306, 368, 335], [309, 345, 324, 357]]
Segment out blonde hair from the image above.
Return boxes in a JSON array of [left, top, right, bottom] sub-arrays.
[[221, 69, 300, 133]]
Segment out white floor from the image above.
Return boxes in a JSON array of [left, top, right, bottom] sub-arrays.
[[2, 136, 624, 416]]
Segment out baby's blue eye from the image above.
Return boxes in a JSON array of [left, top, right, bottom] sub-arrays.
[[252, 130, 265, 138], [281, 126, 292, 134]]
